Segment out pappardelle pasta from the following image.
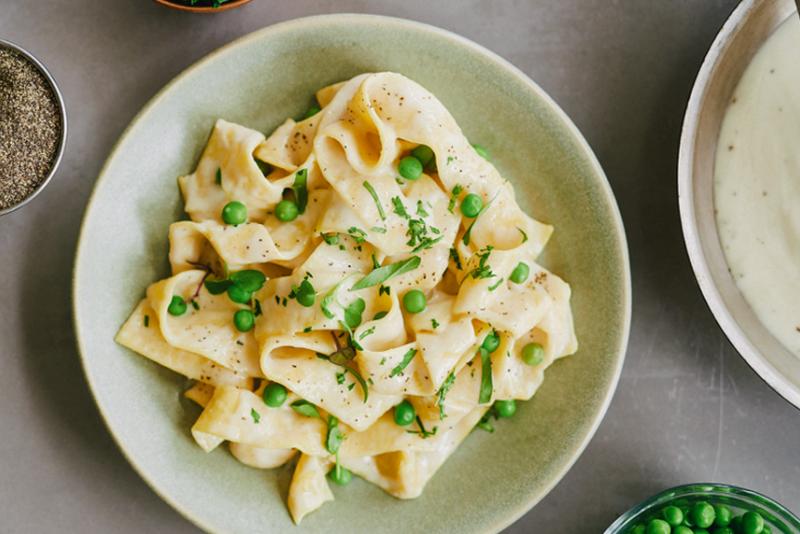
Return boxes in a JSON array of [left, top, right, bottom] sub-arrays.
[[116, 72, 577, 524]]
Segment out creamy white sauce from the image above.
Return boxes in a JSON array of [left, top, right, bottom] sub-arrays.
[[715, 16, 800, 357]]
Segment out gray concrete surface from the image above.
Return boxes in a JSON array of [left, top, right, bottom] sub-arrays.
[[1, 1, 797, 532]]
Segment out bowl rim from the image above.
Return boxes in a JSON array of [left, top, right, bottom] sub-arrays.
[[72, 13, 632, 533], [153, 0, 253, 13], [604, 482, 800, 532], [0, 38, 68, 217], [677, 0, 800, 410]]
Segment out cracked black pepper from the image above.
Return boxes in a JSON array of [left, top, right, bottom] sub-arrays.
[[0, 47, 61, 210]]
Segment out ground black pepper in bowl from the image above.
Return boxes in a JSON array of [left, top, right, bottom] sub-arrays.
[[0, 45, 63, 213]]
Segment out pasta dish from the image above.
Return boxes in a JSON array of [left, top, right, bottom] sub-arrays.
[[116, 72, 577, 523]]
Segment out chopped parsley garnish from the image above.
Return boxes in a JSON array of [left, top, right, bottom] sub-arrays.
[[358, 325, 376, 340], [390, 348, 418, 377], [303, 326, 312, 333], [215, 168, 222, 185], [363, 181, 386, 220], [191, 300, 200, 310], [517, 227, 528, 243], [347, 227, 367, 244], [416, 200, 429, 217], [370, 226, 387, 234], [250, 408, 261, 424], [336, 372, 346, 385], [406, 416, 438, 439], [467, 246, 496, 281], [292, 168, 308, 214], [448, 184, 463, 213], [391, 196, 409, 219], [431, 318, 440, 330], [488, 277, 505, 291], [347, 383, 355, 391], [326, 416, 344, 454], [378, 285, 391, 296], [373, 310, 389, 320], [437, 372, 456, 419], [478, 347, 493, 404], [446, 156, 455, 165], [290, 399, 321, 418], [321, 232, 340, 245], [143, 314, 150, 327], [371, 254, 380, 269], [351, 255, 421, 290], [449, 247, 463, 270], [320, 282, 340, 319]]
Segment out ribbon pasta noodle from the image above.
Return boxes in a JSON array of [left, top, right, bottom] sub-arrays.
[[116, 72, 577, 524]]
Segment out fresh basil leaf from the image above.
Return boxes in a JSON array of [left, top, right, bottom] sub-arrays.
[[344, 298, 365, 329], [351, 256, 420, 290], [292, 168, 308, 214], [204, 277, 232, 295], [437, 372, 456, 420], [326, 416, 344, 454], [479, 347, 493, 404], [250, 408, 261, 423], [230, 269, 266, 292], [321, 232, 340, 245], [290, 400, 321, 419]]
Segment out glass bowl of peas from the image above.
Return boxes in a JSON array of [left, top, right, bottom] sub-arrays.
[[605, 483, 800, 534]]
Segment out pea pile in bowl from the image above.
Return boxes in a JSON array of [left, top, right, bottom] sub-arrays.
[[606, 484, 800, 534]]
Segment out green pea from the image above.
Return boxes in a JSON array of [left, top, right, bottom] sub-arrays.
[[695, 530, 709, 534], [762, 525, 772, 534], [398, 156, 423, 180], [730, 516, 742, 530], [411, 145, 434, 167], [521, 342, 545, 366], [221, 201, 247, 225], [509, 262, 530, 284], [303, 105, 321, 119], [712, 528, 733, 534], [233, 309, 255, 332], [275, 200, 299, 222], [663, 506, 684, 527], [482, 331, 500, 353], [631, 526, 646, 534], [646, 519, 671, 534], [713, 505, 732, 527], [741, 512, 764, 534], [494, 399, 516, 418], [402, 289, 426, 314], [227, 284, 252, 304], [691, 502, 716, 529], [167, 296, 187, 316], [393, 400, 415, 426], [674, 527, 693, 534], [460, 193, 483, 218], [328, 464, 352, 486], [262, 382, 287, 407], [472, 143, 490, 160]]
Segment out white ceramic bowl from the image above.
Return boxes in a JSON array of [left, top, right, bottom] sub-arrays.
[[679, 0, 800, 408]]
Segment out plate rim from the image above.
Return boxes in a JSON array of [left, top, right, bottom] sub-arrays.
[[72, 13, 632, 533]]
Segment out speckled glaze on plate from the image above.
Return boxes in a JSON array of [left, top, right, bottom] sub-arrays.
[[73, 14, 630, 534]]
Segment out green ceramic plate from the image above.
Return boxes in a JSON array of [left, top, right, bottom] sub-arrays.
[[73, 14, 630, 534]]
